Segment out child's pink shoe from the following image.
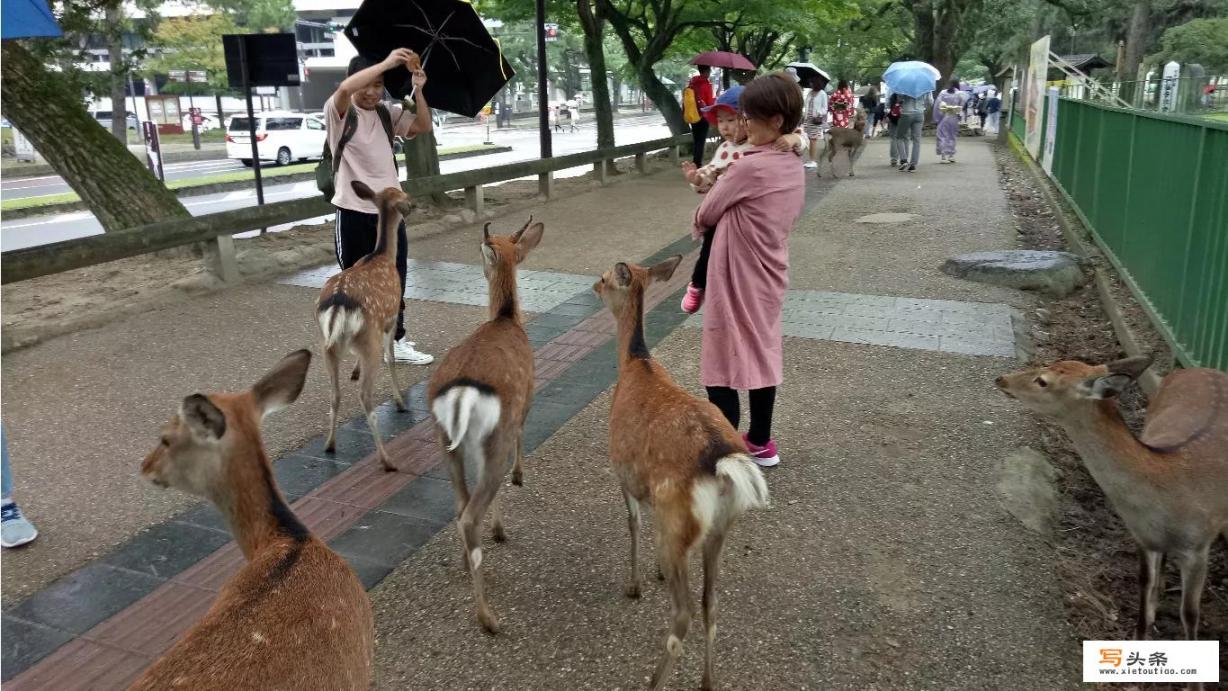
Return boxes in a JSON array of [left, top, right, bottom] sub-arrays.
[[742, 434, 780, 467], [681, 284, 705, 314]]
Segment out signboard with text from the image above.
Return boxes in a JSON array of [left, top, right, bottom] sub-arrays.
[[1024, 35, 1050, 159], [1042, 87, 1059, 175]]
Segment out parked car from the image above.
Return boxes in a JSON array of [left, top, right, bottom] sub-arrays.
[[225, 112, 327, 166], [182, 112, 221, 132], [93, 110, 139, 131]]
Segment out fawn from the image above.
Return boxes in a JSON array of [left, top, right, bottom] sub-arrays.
[[427, 216, 544, 634], [594, 257, 770, 691], [820, 109, 867, 178], [317, 180, 412, 471], [135, 350, 374, 690], [997, 356, 1228, 641]]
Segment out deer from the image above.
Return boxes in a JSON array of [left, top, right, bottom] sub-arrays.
[[134, 350, 374, 690], [996, 356, 1228, 644], [316, 180, 412, 472], [820, 109, 867, 178], [427, 216, 544, 634], [593, 257, 771, 691]]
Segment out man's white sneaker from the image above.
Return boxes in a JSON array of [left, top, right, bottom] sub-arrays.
[[388, 340, 434, 365]]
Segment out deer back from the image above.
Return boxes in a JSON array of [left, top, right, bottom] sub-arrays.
[[1140, 368, 1228, 457]]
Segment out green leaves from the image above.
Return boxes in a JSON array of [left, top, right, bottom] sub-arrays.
[[1148, 17, 1228, 73]]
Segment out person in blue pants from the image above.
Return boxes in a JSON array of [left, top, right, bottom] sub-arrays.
[[1, 425, 39, 548]]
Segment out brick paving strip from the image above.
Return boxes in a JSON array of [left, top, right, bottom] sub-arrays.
[[1, 235, 699, 690]]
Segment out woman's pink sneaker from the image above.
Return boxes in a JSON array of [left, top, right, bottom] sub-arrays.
[[681, 284, 705, 313], [742, 435, 780, 467]]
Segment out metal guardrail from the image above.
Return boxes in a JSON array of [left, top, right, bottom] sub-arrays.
[[1, 134, 691, 285]]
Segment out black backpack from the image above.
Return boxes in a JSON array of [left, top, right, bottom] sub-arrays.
[[315, 103, 397, 202]]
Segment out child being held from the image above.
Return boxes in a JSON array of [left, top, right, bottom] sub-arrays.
[[680, 85, 805, 313]]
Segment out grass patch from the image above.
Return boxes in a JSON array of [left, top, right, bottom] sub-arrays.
[[1202, 111, 1228, 123], [1, 143, 503, 212]]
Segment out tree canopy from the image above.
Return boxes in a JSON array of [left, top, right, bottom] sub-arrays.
[[1148, 17, 1228, 73]]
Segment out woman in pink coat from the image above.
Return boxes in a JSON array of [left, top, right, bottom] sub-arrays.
[[693, 72, 806, 467]]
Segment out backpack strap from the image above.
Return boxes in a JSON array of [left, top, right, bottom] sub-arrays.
[[374, 103, 399, 175], [331, 105, 361, 175]]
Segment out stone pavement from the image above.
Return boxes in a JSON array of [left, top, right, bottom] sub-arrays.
[[2, 137, 1081, 689]]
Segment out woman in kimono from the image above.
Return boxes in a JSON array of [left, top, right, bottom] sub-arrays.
[[934, 79, 967, 163]]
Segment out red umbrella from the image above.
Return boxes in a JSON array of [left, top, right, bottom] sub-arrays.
[[690, 51, 756, 71]]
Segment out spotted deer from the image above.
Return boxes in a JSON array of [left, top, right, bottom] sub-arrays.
[[135, 350, 374, 690], [997, 356, 1228, 642], [820, 109, 867, 178], [594, 257, 770, 691], [427, 217, 543, 634], [316, 180, 412, 471]]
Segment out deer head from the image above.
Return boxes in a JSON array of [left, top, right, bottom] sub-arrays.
[[995, 355, 1154, 417], [480, 216, 544, 280], [142, 350, 311, 497], [351, 180, 414, 219], [592, 256, 682, 316]]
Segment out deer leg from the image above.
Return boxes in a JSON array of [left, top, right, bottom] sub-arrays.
[[490, 485, 506, 543], [510, 434, 524, 487], [701, 529, 728, 691], [444, 446, 472, 572], [650, 545, 693, 691], [458, 442, 505, 634], [623, 487, 641, 599], [357, 335, 396, 472], [383, 329, 408, 412], [1177, 548, 1209, 640], [323, 347, 343, 453], [1136, 549, 1163, 639]]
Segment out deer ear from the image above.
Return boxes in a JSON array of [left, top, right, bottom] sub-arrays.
[[181, 394, 226, 441], [647, 255, 682, 284], [1083, 373, 1134, 399], [614, 262, 633, 286], [1106, 355, 1154, 379], [350, 180, 376, 200], [514, 222, 544, 262], [252, 350, 311, 419]]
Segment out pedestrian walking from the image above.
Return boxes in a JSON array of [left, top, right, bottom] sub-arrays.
[[828, 80, 856, 129], [986, 92, 1002, 133], [934, 79, 967, 163], [680, 85, 805, 314], [872, 98, 886, 138], [326, 49, 434, 365], [887, 93, 903, 166], [896, 90, 932, 172], [692, 72, 806, 467], [976, 93, 990, 131], [686, 65, 716, 166], [1, 425, 38, 549], [801, 74, 829, 169]]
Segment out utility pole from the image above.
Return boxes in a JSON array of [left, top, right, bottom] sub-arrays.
[[536, 0, 551, 158]]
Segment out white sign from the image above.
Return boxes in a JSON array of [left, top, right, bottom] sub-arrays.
[[1024, 35, 1050, 159], [1083, 641, 1219, 683], [12, 127, 38, 162], [1159, 61, 1181, 112], [1042, 87, 1059, 176]]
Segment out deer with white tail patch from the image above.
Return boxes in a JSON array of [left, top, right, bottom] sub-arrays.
[[135, 350, 374, 690], [594, 256, 770, 691], [997, 356, 1227, 646], [428, 216, 544, 634]]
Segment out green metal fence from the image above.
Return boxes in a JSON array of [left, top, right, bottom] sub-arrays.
[[1045, 98, 1228, 371]]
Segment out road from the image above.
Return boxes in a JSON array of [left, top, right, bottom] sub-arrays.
[[0, 158, 246, 201], [0, 114, 672, 253]]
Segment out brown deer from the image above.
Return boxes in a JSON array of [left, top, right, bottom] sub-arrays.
[[997, 356, 1228, 642], [134, 350, 374, 690], [427, 217, 543, 634], [820, 109, 867, 178], [594, 257, 770, 691], [316, 180, 412, 471]]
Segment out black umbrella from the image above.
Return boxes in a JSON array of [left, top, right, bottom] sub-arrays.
[[344, 0, 514, 118]]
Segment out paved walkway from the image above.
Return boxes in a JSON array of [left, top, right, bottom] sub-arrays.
[[2, 138, 1080, 689]]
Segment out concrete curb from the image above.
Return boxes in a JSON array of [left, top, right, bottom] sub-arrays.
[[2, 147, 226, 179], [1005, 135, 1162, 395], [1, 146, 514, 221]]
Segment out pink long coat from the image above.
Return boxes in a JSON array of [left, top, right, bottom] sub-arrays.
[[693, 145, 805, 390]]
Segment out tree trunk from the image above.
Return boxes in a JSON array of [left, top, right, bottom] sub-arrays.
[[403, 130, 451, 206], [1, 42, 189, 232], [640, 68, 687, 134], [105, 5, 128, 144], [1120, 0, 1150, 102], [598, 0, 687, 134], [579, 0, 615, 150]]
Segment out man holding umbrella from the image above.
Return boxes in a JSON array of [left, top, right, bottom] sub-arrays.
[[326, 47, 435, 365]]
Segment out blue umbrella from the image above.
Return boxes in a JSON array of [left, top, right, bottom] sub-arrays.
[[2, 0, 63, 39], [882, 60, 940, 98]]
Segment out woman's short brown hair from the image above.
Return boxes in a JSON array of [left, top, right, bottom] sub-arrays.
[[740, 72, 803, 134]]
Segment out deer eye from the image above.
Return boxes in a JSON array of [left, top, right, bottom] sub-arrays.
[[1033, 377, 1048, 388]]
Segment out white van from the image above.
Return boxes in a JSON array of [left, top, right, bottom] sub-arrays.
[[225, 112, 327, 166]]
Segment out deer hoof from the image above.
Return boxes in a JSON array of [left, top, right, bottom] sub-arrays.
[[380, 457, 398, 473], [478, 610, 500, 635], [492, 524, 506, 542], [324, 438, 337, 453], [511, 470, 523, 487], [624, 582, 641, 599], [350, 367, 361, 381]]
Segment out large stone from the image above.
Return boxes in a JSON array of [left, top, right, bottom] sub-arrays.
[[941, 250, 1086, 297], [996, 447, 1060, 536]]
